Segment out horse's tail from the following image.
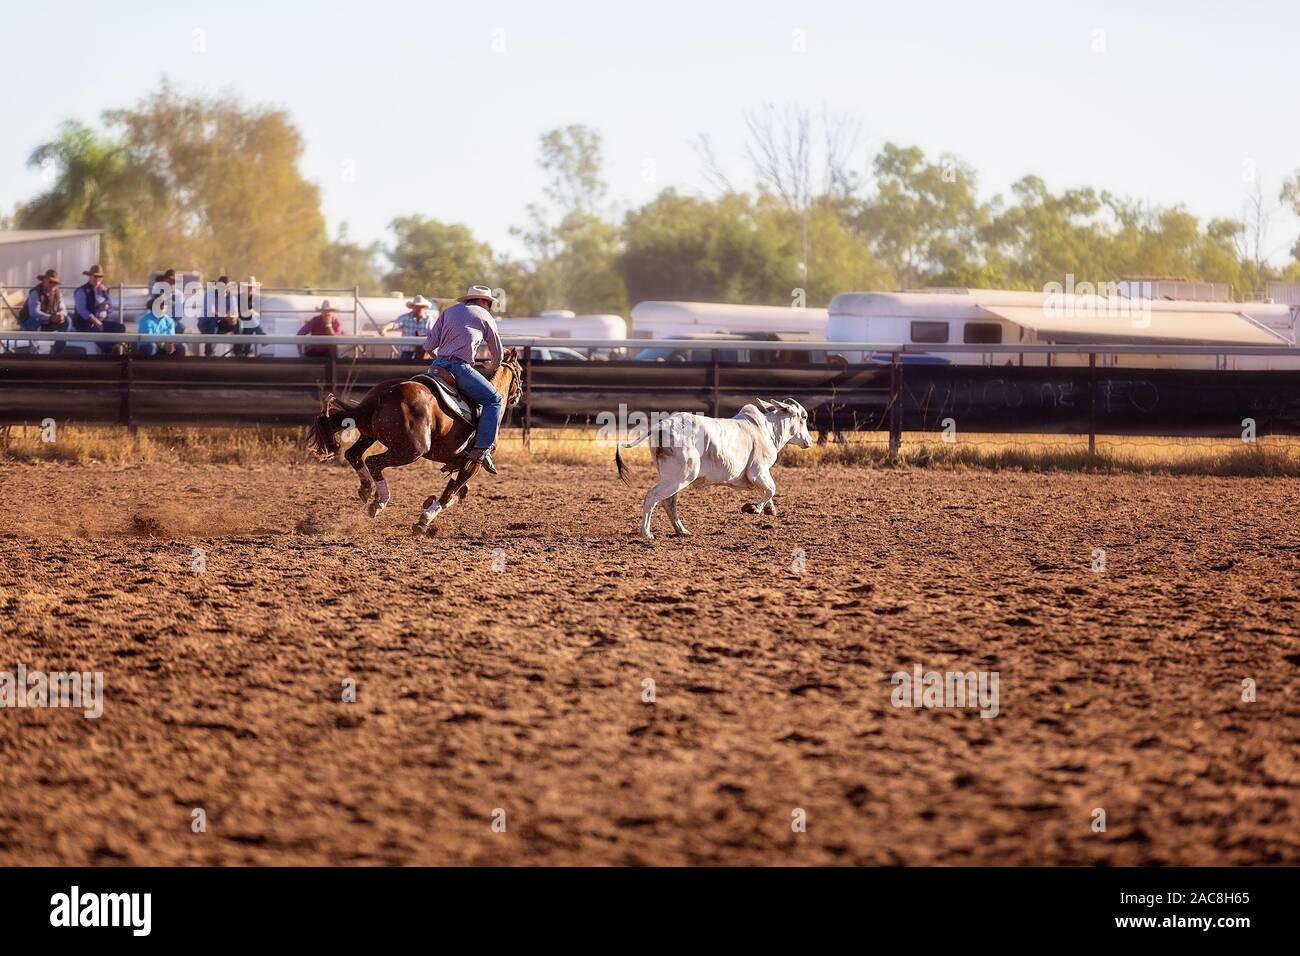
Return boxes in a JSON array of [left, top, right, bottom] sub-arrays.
[[308, 394, 360, 461], [614, 428, 656, 486]]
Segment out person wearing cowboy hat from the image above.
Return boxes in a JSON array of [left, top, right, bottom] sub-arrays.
[[296, 299, 343, 358], [230, 276, 267, 358], [422, 284, 505, 474], [73, 265, 126, 352], [20, 269, 69, 336], [385, 294, 438, 360]]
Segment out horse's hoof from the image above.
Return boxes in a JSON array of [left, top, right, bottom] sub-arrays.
[[367, 501, 384, 518], [357, 485, 372, 502]]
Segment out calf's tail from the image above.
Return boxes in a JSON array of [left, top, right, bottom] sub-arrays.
[[614, 428, 657, 486]]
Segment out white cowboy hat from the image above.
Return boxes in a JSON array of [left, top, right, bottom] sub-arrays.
[[457, 285, 497, 305], [318, 299, 334, 312], [406, 294, 433, 309]]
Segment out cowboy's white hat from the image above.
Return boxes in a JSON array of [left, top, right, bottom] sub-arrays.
[[457, 284, 497, 305], [406, 294, 433, 309]]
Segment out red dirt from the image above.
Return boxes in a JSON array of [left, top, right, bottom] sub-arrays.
[[0, 457, 1296, 865]]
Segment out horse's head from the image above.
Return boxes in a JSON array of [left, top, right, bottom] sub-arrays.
[[499, 347, 524, 408]]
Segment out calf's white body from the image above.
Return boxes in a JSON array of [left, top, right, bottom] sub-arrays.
[[615, 398, 812, 540]]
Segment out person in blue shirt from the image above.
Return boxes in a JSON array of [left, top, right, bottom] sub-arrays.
[[137, 291, 178, 356], [73, 265, 126, 353]]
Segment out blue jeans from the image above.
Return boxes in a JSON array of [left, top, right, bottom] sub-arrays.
[[429, 357, 503, 450]]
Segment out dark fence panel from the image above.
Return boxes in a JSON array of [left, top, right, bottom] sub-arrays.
[[1, 354, 1299, 436]]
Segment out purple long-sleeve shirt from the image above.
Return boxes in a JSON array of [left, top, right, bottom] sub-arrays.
[[422, 302, 502, 364]]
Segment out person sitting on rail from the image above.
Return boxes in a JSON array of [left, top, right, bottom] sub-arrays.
[[386, 294, 437, 360], [231, 278, 267, 358], [72, 265, 126, 353], [20, 269, 69, 333], [137, 290, 181, 356], [297, 300, 343, 358], [423, 284, 504, 474], [156, 269, 191, 335], [197, 274, 240, 355]]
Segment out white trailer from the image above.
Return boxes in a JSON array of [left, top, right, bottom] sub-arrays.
[[630, 301, 828, 341], [828, 288, 1300, 369]]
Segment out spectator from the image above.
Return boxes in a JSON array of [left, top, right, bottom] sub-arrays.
[[230, 277, 267, 358], [156, 268, 191, 334], [20, 269, 69, 333], [198, 274, 240, 355], [386, 295, 437, 360], [72, 265, 126, 353], [297, 300, 342, 357], [137, 291, 179, 357]]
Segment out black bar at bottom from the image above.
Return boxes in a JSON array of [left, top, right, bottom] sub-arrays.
[[0, 866, 1285, 943]]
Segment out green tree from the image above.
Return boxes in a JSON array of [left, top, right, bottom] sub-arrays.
[[320, 223, 383, 294], [17, 80, 335, 285], [512, 125, 626, 315], [384, 215, 496, 300], [16, 121, 131, 272], [852, 143, 989, 287], [619, 189, 787, 303], [105, 80, 329, 284]]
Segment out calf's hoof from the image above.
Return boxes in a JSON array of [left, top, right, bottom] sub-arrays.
[[741, 502, 759, 514]]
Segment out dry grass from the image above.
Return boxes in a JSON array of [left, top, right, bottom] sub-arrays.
[[2, 424, 1299, 477]]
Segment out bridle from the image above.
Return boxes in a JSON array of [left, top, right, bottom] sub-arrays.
[[500, 349, 524, 408]]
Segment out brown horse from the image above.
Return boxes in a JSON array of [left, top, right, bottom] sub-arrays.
[[308, 348, 523, 533]]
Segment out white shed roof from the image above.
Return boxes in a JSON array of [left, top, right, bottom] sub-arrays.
[[0, 229, 102, 245]]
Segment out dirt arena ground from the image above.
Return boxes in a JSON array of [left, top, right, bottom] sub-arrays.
[[0, 455, 1297, 866]]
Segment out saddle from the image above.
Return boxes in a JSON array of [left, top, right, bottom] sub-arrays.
[[411, 370, 477, 428]]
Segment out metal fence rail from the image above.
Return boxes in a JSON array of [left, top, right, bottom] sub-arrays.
[[3, 336, 1300, 459]]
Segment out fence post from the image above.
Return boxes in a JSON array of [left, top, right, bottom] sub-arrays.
[[710, 349, 721, 417], [1088, 352, 1097, 455], [888, 350, 902, 463], [119, 350, 134, 432], [523, 345, 533, 449]]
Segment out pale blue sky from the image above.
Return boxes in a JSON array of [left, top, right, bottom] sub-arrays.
[[5, 0, 1298, 263]]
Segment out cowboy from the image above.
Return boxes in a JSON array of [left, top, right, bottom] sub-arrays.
[[20, 269, 69, 335], [387, 294, 437, 360], [197, 274, 240, 355], [230, 276, 267, 358], [73, 265, 126, 352], [424, 284, 505, 474], [297, 300, 343, 357]]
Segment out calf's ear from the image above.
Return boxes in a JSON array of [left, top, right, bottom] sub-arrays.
[[755, 397, 774, 411]]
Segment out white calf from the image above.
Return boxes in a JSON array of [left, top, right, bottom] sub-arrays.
[[615, 398, 813, 540]]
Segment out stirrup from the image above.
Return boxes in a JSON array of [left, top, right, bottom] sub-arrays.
[[467, 447, 498, 475]]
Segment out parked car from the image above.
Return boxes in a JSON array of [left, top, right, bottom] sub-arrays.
[[633, 332, 827, 364]]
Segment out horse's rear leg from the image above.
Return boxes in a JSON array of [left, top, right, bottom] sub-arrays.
[[365, 447, 422, 518], [345, 435, 377, 501]]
